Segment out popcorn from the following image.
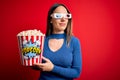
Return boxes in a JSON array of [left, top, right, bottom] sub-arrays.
[[17, 29, 45, 36], [17, 29, 45, 66]]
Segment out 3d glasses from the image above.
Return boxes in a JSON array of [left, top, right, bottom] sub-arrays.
[[51, 13, 72, 19]]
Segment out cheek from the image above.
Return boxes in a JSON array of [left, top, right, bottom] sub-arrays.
[[66, 19, 69, 22], [52, 20, 59, 26], [62, 19, 68, 24], [66, 20, 68, 24]]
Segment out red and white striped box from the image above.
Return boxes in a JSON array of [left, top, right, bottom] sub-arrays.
[[17, 30, 45, 66]]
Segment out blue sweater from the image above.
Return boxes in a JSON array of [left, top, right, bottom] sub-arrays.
[[39, 33, 82, 80]]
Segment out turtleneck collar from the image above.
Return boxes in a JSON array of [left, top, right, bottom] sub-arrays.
[[50, 33, 66, 39]]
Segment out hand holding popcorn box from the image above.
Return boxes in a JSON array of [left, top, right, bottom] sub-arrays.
[[17, 29, 45, 66]]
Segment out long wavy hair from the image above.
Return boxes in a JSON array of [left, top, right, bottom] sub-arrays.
[[46, 3, 72, 46]]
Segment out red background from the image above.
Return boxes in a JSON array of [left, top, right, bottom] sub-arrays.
[[0, 0, 120, 80]]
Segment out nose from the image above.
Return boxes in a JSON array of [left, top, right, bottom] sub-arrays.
[[61, 17, 66, 22]]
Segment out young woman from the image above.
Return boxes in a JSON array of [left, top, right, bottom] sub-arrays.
[[34, 3, 82, 80]]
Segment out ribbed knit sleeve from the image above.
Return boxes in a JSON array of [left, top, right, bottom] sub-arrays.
[[51, 37, 82, 78]]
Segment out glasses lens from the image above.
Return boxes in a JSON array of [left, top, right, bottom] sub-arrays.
[[54, 13, 62, 18], [66, 14, 71, 19], [52, 13, 72, 19]]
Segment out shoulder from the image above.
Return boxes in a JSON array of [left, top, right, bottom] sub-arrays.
[[69, 36, 81, 52], [44, 35, 51, 40], [70, 36, 80, 44], [70, 36, 81, 48]]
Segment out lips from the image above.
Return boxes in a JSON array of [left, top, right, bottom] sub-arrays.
[[59, 23, 66, 26]]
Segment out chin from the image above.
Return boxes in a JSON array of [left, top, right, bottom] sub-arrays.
[[58, 28, 66, 32], [61, 26, 66, 29]]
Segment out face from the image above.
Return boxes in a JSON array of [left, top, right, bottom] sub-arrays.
[[51, 6, 69, 33]]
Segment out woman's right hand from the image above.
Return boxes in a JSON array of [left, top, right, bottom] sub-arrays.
[[33, 56, 54, 72]]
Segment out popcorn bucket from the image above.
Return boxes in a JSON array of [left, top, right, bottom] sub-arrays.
[[17, 30, 45, 66]]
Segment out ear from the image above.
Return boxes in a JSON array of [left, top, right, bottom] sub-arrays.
[[50, 21, 52, 23]]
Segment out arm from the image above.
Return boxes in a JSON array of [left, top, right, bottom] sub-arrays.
[[51, 38, 82, 78], [33, 38, 82, 78]]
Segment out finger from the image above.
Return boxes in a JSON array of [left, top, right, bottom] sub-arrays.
[[31, 65, 41, 70], [32, 63, 43, 70], [42, 56, 50, 62], [33, 63, 45, 67], [33, 63, 40, 66]]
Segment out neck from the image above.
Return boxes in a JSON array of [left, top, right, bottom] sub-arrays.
[[50, 33, 66, 39], [53, 31, 64, 34]]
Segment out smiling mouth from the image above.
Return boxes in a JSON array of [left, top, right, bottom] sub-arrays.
[[59, 23, 66, 26]]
